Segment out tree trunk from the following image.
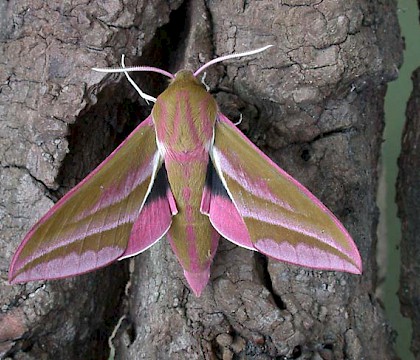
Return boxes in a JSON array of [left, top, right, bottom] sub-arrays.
[[397, 67, 420, 359], [0, 1, 402, 359]]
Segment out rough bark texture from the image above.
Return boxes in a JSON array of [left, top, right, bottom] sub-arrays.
[[397, 67, 420, 358], [0, 0, 402, 359]]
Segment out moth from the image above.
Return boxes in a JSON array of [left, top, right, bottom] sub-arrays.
[[9, 46, 362, 296]]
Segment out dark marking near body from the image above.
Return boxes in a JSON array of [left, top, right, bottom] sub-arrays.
[[145, 165, 170, 204], [204, 159, 230, 199]]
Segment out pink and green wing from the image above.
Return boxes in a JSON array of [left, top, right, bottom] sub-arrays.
[[9, 116, 175, 283], [120, 165, 177, 259], [203, 113, 362, 274]]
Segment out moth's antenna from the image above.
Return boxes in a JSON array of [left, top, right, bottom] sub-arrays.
[[233, 113, 243, 126], [93, 57, 176, 104], [93, 64, 175, 79], [200, 72, 210, 91], [120, 54, 156, 104], [193, 45, 273, 77]]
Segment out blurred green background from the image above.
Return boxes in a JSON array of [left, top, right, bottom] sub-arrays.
[[382, 1, 420, 359]]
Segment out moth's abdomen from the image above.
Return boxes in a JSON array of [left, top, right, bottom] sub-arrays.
[[165, 156, 218, 273]]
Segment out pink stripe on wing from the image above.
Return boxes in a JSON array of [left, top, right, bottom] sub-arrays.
[[255, 238, 361, 274], [213, 148, 295, 213], [34, 116, 155, 226], [15, 208, 139, 271], [216, 113, 360, 261], [13, 246, 122, 283], [77, 153, 157, 221], [237, 204, 353, 255]]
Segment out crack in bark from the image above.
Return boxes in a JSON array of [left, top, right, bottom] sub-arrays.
[[1, 163, 55, 200], [254, 253, 286, 310], [5, 284, 47, 311]]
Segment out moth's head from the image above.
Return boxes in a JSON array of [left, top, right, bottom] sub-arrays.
[[170, 70, 201, 87]]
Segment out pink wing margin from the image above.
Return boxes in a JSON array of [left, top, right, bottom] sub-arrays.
[[9, 116, 175, 283], [206, 113, 362, 274]]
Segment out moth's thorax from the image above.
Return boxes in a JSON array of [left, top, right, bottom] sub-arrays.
[[152, 70, 218, 158]]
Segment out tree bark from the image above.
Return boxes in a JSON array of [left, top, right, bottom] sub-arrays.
[[397, 67, 420, 359], [0, 0, 402, 359]]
